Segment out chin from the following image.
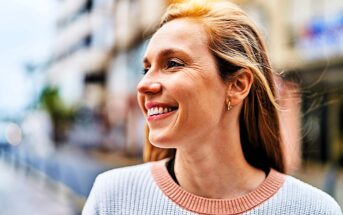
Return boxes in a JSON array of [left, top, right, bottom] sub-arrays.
[[148, 132, 175, 149]]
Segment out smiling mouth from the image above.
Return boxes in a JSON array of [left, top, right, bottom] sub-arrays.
[[147, 106, 178, 117]]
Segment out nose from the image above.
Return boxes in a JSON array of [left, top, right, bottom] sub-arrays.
[[137, 76, 162, 95]]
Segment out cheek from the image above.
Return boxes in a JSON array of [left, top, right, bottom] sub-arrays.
[[170, 71, 202, 97], [181, 83, 225, 126], [175, 83, 217, 124], [137, 94, 145, 113]]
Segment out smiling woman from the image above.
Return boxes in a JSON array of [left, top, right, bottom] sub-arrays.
[[138, 19, 230, 151], [82, 1, 342, 214]]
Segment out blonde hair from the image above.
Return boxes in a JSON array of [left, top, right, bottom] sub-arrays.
[[143, 0, 285, 173]]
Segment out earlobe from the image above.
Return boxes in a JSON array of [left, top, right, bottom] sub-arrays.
[[225, 97, 232, 111]]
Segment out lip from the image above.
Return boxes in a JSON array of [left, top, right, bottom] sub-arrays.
[[145, 102, 175, 110], [145, 102, 178, 122], [147, 109, 176, 122]]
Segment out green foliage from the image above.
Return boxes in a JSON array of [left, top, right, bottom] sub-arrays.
[[39, 86, 75, 121]]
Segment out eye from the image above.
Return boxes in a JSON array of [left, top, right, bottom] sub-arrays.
[[166, 59, 184, 69], [142, 67, 149, 75]]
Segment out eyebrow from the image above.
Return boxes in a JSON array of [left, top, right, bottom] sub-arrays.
[[143, 48, 189, 65]]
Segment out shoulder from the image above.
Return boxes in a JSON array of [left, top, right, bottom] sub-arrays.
[[82, 162, 155, 215], [94, 162, 152, 191], [283, 175, 337, 202], [98, 162, 151, 180], [278, 175, 342, 214]]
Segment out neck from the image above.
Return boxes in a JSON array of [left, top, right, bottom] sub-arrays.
[[174, 131, 266, 199]]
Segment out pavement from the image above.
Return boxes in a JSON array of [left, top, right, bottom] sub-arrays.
[[0, 144, 142, 215], [0, 157, 78, 215]]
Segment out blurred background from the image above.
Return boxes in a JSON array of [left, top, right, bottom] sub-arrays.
[[0, 0, 342, 214]]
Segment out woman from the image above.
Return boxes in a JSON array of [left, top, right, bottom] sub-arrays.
[[83, 0, 342, 214]]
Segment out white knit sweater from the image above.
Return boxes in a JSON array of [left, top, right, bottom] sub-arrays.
[[83, 159, 342, 215]]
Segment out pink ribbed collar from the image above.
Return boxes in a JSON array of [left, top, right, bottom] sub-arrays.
[[151, 159, 285, 215]]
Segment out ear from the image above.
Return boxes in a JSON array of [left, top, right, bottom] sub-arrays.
[[226, 69, 253, 105]]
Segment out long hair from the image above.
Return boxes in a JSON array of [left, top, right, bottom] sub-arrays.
[[143, 0, 285, 173]]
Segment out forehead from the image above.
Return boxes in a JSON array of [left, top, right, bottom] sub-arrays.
[[144, 18, 209, 61]]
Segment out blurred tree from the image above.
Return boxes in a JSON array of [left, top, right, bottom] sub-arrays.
[[39, 86, 75, 143]]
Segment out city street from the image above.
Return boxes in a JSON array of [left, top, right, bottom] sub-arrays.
[[0, 143, 142, 215], [0, 158, 78, 215]]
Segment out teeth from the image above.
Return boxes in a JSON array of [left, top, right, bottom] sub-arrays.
[[153, 107, 158, 114], [147, 106, 175, 116]]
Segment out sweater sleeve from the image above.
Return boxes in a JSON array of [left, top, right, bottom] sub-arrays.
[[82, 176, 101, 215], [323, 196, 342, 215], [280, 176, 343, 215]]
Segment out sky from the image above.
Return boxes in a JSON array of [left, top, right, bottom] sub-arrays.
[[0, 0, 57, 118]]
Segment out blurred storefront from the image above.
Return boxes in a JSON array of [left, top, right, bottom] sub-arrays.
[[287, 0, 343, 168]]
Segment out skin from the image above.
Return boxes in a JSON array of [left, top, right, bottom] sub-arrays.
[[137, 18, 266, 199]]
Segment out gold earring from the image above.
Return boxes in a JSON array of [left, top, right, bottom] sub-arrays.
[[226, 97, 232, 111]]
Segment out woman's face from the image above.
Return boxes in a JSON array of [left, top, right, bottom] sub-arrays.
[[137, 18, 228, 148]]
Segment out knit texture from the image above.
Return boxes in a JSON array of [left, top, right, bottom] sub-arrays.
[[82, 159, 342, 215]]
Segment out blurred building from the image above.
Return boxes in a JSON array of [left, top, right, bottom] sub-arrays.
[[285, 0, 343, 168], [46, 0, 166, 156]]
